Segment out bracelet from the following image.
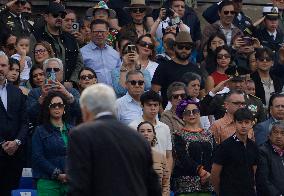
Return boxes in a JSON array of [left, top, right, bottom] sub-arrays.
[[120, 67, 128, 72], [51, 168, 62, 179]]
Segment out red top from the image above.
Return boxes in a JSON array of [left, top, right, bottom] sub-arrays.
[[210, 71, 229, 86]]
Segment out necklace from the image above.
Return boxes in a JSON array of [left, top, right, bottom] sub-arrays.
[[261, 77, 272, 89], [181, 127, 203, 133]]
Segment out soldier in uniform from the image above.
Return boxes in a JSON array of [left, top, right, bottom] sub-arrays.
[[200, 65, 266, 123], [255, 6, 284, 52], [272, 0, 284, 32], [0, 0, 33, 37]]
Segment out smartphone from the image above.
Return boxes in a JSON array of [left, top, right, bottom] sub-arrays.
[[127, 45, 136, 53], [242, 36, 253, 46], [45, 71, 56, 86], [72, 22, 79, 32]]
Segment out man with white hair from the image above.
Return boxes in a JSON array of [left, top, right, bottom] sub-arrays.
[[27, 58, 81, 126], [67, 83, 162, 196], [0, 53, 28, 196]]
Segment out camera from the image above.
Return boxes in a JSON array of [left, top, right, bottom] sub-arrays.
[[72, 22, 79, 32], [127, 45, 136, 53], [242, 36, 253, 46]]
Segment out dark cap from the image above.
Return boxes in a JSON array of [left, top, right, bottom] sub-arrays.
[[225, 65, 251, 81], [46, 2, 66, 14]]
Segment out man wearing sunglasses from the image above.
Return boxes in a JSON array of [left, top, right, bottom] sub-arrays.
[[152, 31, 204, 108], [202, 0, 242, 47], [202, 0, 253, 35], [116, 70, 145, 125], [0, 0, 33, 37], [32, 2, 83, 89], [250, 47, 283, 106], [27, 58, 81, 126]]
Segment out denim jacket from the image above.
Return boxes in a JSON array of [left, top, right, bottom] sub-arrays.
[[32, 123, 73, 179]]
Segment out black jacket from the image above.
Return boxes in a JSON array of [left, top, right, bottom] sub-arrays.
[[33, 25, 82, 82], [255, 27, 284, 52], [256, 141, 284, 196], [67, 115, 161, 196], [0, 83, 28, 158], [250, 71, 283, 105], [0, 5, 33, 37]]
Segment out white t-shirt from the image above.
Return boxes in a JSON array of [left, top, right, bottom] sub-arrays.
[[129, 118, 172, 156], [144, 60, 159, 80], [156, 17, 191, 40], [11, 53, 32, 81]]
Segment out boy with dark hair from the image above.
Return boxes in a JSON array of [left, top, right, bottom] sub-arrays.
[[211, 108, 258, 196], [129, 90, 173, 173]]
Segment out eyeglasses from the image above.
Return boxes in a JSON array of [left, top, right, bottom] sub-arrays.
[[49, 102, 65, 109], [92, 30, 108, 35], [176, 44, 193, 50], [15, 1, 26, 5], [183, 108, 200, 116], [257, 57, 272, 62], [138, 41, 154, 50], [80, 74, 96, 80], [46, 68, 61, 73], [217, 54, 231, 59], [271, 129, 284, 136], [5, 44, 15, 50], [34, 49, 47, 55], [223, 10, 236, 15], [230, 101, 246, 106], [128, 80, 144, 86], [172, 93, 186, 100], [131, 8, 146, 13], [52, 13, 66, 19]]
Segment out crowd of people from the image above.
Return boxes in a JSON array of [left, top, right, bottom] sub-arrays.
[[0, 0, 284, 195]]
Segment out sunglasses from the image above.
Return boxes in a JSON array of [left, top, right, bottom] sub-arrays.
[[223, 10, 236, 15], [138, 41, 154, 50], [131, 8, 146, 13], [183, 109, 200, 116], [49, 102, 65, 109], [34, 49, 47, 55], [46, 68, 60, 73], [15, 1, 26, 5], [172, 93, 186, 100], [176, 44, 193, 50], [52, 13, 66, 19], [128, 80, 144, 86], [80, 74, 96, 80], [5, 44, 15, 50], [230, 101, 246, 106], [217, 54, 231, 59], [258, 57, 272, 62]]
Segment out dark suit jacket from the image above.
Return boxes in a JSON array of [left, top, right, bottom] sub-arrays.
[[0, 83, 28, 157], [67, 115, 161, 196], [253, 117, 275, 146], [255, 27, 284, 52], [251, 71, 283, 105]]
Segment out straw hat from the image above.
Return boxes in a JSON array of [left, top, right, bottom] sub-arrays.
[[123, 0, 153, 15]]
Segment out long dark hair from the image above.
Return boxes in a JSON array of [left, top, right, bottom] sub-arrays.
[[215, 45, 231, 67], [40, 91, 69, 126], [29, 65, 44, 88], [136, 34, 156, 61]]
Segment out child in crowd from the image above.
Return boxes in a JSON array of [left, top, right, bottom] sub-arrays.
[[11, 36, 32, 85]]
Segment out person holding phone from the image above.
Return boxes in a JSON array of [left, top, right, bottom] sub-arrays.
[[27, 58, 81, 127], [111, 41, 152, 98]]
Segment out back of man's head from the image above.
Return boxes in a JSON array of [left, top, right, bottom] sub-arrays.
[[80, 83, 116, 118]]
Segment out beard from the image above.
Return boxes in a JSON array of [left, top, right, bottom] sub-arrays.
[[175, 50, 190, 61]]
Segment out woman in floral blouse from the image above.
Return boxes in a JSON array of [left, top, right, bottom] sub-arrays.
[[172, 99, 215, 196]]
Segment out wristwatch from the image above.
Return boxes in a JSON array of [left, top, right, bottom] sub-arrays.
[[120, 66, 128, 72], [15, 139, 21, 146]]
